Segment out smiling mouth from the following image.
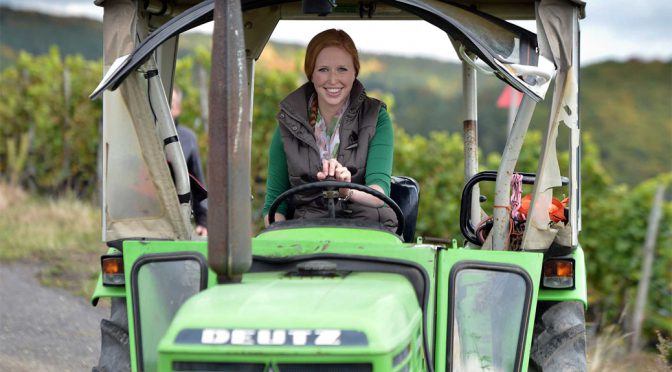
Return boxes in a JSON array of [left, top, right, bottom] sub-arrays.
[[325, 87, 342, 94]]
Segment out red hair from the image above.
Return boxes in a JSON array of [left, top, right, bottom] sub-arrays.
[[304, 29, 360, 81]]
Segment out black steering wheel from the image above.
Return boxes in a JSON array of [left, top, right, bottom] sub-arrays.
[[267, 180, 405, 237]]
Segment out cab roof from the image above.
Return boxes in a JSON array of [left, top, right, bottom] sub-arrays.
[[159, 0, 586, 20]]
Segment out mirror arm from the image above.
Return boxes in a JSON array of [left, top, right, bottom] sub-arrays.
[[458, 44, 495, 76]]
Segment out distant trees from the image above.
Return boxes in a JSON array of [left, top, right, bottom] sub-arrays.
[[1, 48, 670, 348]]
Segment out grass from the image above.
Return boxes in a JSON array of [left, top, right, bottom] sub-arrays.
[[587, 325, 671, 371], [0, 182, 105, 297]]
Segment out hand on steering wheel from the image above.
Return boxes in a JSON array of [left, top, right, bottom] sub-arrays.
[[317, 159, 351, 181], [317, 159, 351, 198]]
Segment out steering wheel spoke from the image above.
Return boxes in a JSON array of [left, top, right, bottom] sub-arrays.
[[322, 190, 340, 199]]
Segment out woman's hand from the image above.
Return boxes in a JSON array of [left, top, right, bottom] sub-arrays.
[[316, 159, 351, 182], [315, 159, 384, 207], [317, 159, 352, 199]]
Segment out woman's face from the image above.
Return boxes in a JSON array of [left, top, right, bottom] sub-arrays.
[[311, 46, 356, 113]]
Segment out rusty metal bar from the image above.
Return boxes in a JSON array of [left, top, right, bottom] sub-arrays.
[[462, 61, 482, 231], [208, 0, 252, 283]]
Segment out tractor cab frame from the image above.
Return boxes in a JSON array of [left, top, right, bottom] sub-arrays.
[[90, 1, 588, 371]]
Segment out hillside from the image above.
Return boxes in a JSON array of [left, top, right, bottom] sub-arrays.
[[581, 61, 672, 184], [1, 6, 670, 184], [0, 7, 102, 69]]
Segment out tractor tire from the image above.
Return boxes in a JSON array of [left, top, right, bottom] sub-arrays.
[[92, 297, 131, 372], [529, 301, 587, 372]]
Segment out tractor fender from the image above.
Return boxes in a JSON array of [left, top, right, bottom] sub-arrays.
[[91, 247, 127, 306], [91, 273, 126, 306]]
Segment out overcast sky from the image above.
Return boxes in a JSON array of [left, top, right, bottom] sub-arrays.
[[1, 0, 671, 65]]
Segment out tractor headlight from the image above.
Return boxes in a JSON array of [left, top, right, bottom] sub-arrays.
[[542, 259, 574, 289], [101, 255, 125, 286], [392, 343, 411, 367]]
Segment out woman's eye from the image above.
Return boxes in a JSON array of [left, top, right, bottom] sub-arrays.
[[337, 67, 348, 72], [318, 67, 328, 72]]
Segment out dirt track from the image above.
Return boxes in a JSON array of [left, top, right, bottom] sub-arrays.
[[0, 263, 107, 372]]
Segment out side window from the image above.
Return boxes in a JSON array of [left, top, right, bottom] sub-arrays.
[[449, 263, 533, 372], [130, 253, 208, 372]]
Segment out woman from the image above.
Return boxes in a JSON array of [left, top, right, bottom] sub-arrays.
[[262, 29, 397, 232]]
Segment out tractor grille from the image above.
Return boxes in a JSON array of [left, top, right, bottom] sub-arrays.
[[278, 364, 372, 372], [173, 362, 265, 371], [173, 362, 372, 372]]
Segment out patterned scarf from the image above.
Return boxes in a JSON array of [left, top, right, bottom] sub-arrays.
[[309, 94, 349, 161]]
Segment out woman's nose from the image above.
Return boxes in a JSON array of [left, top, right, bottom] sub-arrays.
[[328, 71, 337, 83]]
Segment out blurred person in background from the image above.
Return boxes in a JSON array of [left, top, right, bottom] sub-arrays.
[[171, 88, 208, 236]]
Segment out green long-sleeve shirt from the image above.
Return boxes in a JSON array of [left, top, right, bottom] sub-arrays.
[[263, 108, 394, 216]]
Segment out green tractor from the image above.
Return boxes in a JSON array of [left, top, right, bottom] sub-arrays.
[[89, 0, 588, 371]]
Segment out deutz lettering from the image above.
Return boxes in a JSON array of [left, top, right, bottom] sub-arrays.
[[200, 329, 342, 346], [175, 328, 368, 346]]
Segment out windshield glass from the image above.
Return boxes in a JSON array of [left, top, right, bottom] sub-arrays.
[[451, 268, 530, 371], [106, 95, 163, 220]]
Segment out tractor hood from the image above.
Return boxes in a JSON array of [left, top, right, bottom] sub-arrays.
[[160, 271, 421, 353]]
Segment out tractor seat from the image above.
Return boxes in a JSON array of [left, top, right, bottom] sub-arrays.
[[390, 176, 420, 243]]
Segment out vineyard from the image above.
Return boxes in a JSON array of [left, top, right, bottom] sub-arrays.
[[0, 47, 670, 354]]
